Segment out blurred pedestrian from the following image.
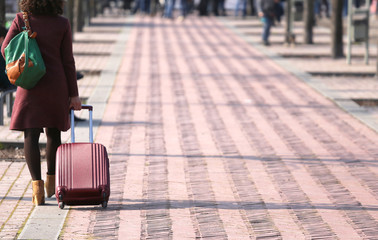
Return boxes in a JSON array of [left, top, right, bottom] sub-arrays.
[[0, 26, 14, 90], [198, 0, 209, 16], [274, 0, 284, 23], [149, 0, 162, 16], [343, 0, 362, 17], [1, 0, 82, 205], [132, 0, 151, 14], [219, 0, 227, 16], [315, 0, 330, 18], [235, 0, 247, 18], [186, 0, 195, 13], [212, 0, 220, 16], [123, 0, 133, 12], [257, 0, 280, 46], [249, 0, 257, 16], [323, 0, 330, 18], [164, 0, 187, 19]]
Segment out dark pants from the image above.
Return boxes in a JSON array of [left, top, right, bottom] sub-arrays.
[[212, 0, 220, 16], [198, 0, 209, 15]]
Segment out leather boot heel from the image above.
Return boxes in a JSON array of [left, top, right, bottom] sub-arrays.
[[32, 180, 45, 205], [45, 174, 55, 198]]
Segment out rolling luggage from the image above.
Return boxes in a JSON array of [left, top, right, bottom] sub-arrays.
[[55, 105, 110, 209]]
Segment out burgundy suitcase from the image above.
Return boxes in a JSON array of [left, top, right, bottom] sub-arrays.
[[55, 105, 110, 209]]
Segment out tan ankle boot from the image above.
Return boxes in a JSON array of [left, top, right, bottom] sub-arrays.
[[32, 180, 45, 205], [45, 174, 55, 198]]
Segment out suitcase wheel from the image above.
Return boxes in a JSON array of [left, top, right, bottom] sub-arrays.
[[101, 192, 108, 208], [58, 194, 65, 209]]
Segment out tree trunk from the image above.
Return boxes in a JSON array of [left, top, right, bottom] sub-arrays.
[[89, 0, 96, 18], [73, 0, 84, 32], [331, 0, 344, 58], [249, 0, 256, 16], [64, 0, 75, 38], [83, 0, 90, 26], [65, 0, 74, 27], [304, 0, 315, 44], [285, 0, 293, 43], [0, 0, 5, 27]]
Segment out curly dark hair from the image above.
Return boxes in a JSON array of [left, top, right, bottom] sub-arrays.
[[19, 0, 64, 16]]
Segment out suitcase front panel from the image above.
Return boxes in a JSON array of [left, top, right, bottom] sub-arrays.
[[56, 142, 109, 195]]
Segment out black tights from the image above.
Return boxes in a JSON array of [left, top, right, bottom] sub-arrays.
[[24, 128, 61, 180]]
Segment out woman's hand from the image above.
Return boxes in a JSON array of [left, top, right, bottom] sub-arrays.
[[69, 96, 82, 110]]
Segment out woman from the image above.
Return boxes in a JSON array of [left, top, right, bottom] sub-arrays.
[[1, 0, 81, 205]]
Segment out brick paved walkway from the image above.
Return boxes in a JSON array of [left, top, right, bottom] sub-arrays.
[[1, 13, 378, 239]]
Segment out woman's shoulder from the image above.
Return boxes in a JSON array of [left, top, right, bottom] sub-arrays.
[[56, 15, 69, 24], [49, 15, 69, 26], [10, 12, 24, 29], [14, 12, 23, 22], [52, 16, 70, 31]]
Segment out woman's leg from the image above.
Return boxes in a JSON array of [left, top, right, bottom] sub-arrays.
[[24, 128, 41, 180], [45, 128, 61, 175], [45, 128, 61, 197]]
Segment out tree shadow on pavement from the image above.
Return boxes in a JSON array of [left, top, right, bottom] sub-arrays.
[[68, 199, 378, 212], [108, 152, 378, 166]]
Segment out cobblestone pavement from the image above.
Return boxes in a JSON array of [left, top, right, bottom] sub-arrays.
[[1, 13, 378, 239]]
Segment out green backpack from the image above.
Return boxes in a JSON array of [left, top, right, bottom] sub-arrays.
[[4, 12, 46, 90]]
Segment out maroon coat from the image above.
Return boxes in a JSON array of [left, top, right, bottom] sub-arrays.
[[1, 12, 78, 131]]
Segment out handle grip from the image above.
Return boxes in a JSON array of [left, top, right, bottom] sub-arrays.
[[71, 104, 93, 143], [80, 105, 93, 111]]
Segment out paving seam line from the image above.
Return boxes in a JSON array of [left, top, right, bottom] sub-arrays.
[[0, 165, 28, 231], [220, 18, 378, 134], [17, 16, 133, 240]]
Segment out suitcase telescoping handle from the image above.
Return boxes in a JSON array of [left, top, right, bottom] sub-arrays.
[[71, 105, 93, 143]]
